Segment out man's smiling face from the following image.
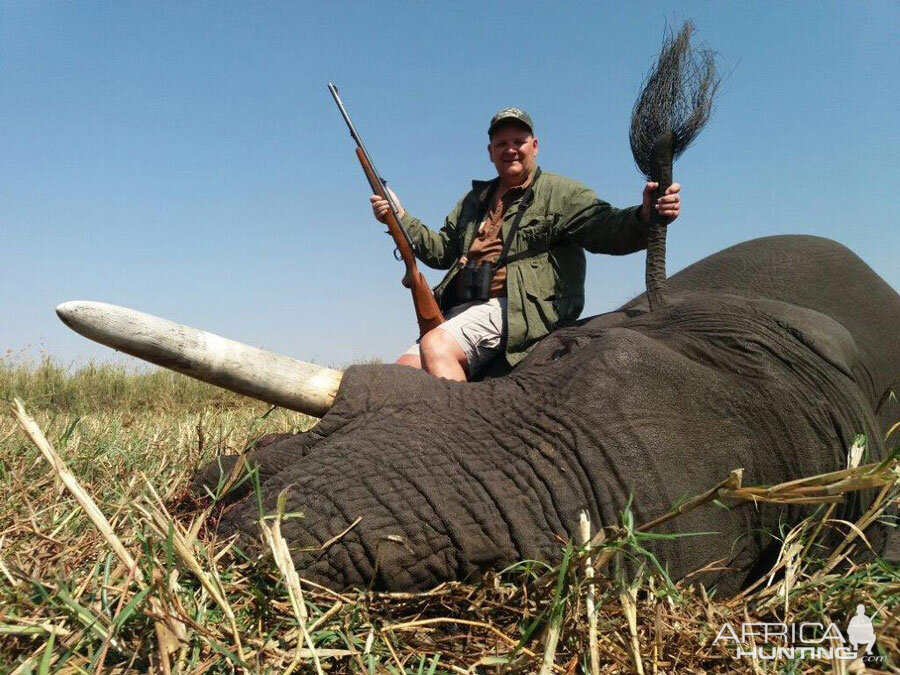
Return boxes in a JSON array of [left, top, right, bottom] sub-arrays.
[[487, 122, 538, 185]]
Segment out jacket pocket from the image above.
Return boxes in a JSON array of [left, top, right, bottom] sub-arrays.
[[521, 257, 558, 336], [516, 214, 558, 254]]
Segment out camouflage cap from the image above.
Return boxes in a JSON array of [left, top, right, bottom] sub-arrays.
[[488, 107, 534, 136]]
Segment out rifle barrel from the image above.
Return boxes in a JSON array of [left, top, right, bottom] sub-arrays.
[[328, 82, 403, 217], [327, 82, 445, 336]]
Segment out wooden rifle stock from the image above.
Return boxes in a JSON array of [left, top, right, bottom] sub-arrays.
[[356, 149, 444, 336]]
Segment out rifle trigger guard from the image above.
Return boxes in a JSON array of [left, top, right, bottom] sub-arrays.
[[393, 247, 402, 261]]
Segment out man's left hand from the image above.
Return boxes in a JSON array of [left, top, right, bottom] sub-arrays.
[[640, 182, 681, 224]]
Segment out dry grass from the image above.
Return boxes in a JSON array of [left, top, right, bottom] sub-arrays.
[[1, 359, 898, 673]]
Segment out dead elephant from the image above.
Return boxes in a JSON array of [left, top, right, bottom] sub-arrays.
[[182, 234, 900, 594]]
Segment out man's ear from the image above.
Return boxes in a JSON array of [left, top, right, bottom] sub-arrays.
[[532, 136, 539, 156], [486, 142, 492, 160]]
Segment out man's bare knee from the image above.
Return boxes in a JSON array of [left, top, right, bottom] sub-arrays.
[[396, 353, 422, 369], [420, 328, 468, 380], [420, 328, 454, 359]]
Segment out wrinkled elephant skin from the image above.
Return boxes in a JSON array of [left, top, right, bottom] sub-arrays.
[[193, 235, 900, 595]]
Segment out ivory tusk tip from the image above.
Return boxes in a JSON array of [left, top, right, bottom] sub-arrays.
[[56, 300, 95, 328], [56, 301, 79, 324]]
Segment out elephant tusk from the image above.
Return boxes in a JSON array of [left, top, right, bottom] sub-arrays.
[[55, 301, 342, 417]]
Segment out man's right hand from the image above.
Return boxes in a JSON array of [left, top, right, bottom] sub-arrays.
[[369, 188, 405, 224]]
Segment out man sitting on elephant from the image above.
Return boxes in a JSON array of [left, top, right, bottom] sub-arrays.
[[370, 108, 682, 381]]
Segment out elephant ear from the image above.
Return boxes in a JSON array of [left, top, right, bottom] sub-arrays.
[[750, 298, 861, 380]]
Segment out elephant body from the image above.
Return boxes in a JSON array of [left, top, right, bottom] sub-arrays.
[[194, 235, 900, 595]]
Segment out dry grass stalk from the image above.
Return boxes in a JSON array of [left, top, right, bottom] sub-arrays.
[[388, 617, 552, 665], [884, 420, 899, 444], [819, 479, 896, 576], [769, 536, 804, 615], [307, 599, 343, 632], [579, 511, 600, 675], [258, 488, 323, 675], [798, 501, 837, 565], [380, 631, 406, 671], [0, 623, 72, 638], [651, 601, 663, 674], [538, 610, 562, 675], [720, 460, 897, 505], [638, 468, 743, 533], [743, 606, 763, 675], [616, 552, 645, 675], [317, 516, 362, 551], [0, 535, 19, 587]]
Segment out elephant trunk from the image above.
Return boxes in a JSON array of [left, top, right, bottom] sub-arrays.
[[56, 301, 342, 417]]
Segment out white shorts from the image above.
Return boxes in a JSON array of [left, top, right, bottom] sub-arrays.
[[404, 298, 507, 376]]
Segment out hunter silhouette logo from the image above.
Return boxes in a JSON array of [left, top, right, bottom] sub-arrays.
[[847, 603, 884, 656], [713, 602, 886, 662]]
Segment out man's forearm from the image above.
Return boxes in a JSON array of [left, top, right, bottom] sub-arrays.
[[614, 204, 652, 254], [399, 212, 457, 270], [564, 199, 650, 255]]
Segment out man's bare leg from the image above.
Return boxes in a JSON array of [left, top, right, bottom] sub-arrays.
[[396, 353, 421, 369], [419, 328, 468, 381]]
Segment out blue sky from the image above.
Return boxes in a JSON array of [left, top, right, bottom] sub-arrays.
[[2, 2, 898, 368]]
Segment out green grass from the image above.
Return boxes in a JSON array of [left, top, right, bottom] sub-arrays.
[[1, 358, 897, 673], [1, 353, 268, 414]]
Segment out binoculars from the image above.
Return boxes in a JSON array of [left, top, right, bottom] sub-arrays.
[[457, 259, 494, 303]]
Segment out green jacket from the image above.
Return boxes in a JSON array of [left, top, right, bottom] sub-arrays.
[[399, 168, 649, 366]]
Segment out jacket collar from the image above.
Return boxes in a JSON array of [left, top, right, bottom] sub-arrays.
[[472, 164, 540, 206]]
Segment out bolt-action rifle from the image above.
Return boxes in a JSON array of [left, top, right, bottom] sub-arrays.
[[328, 83, 444, 337]]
